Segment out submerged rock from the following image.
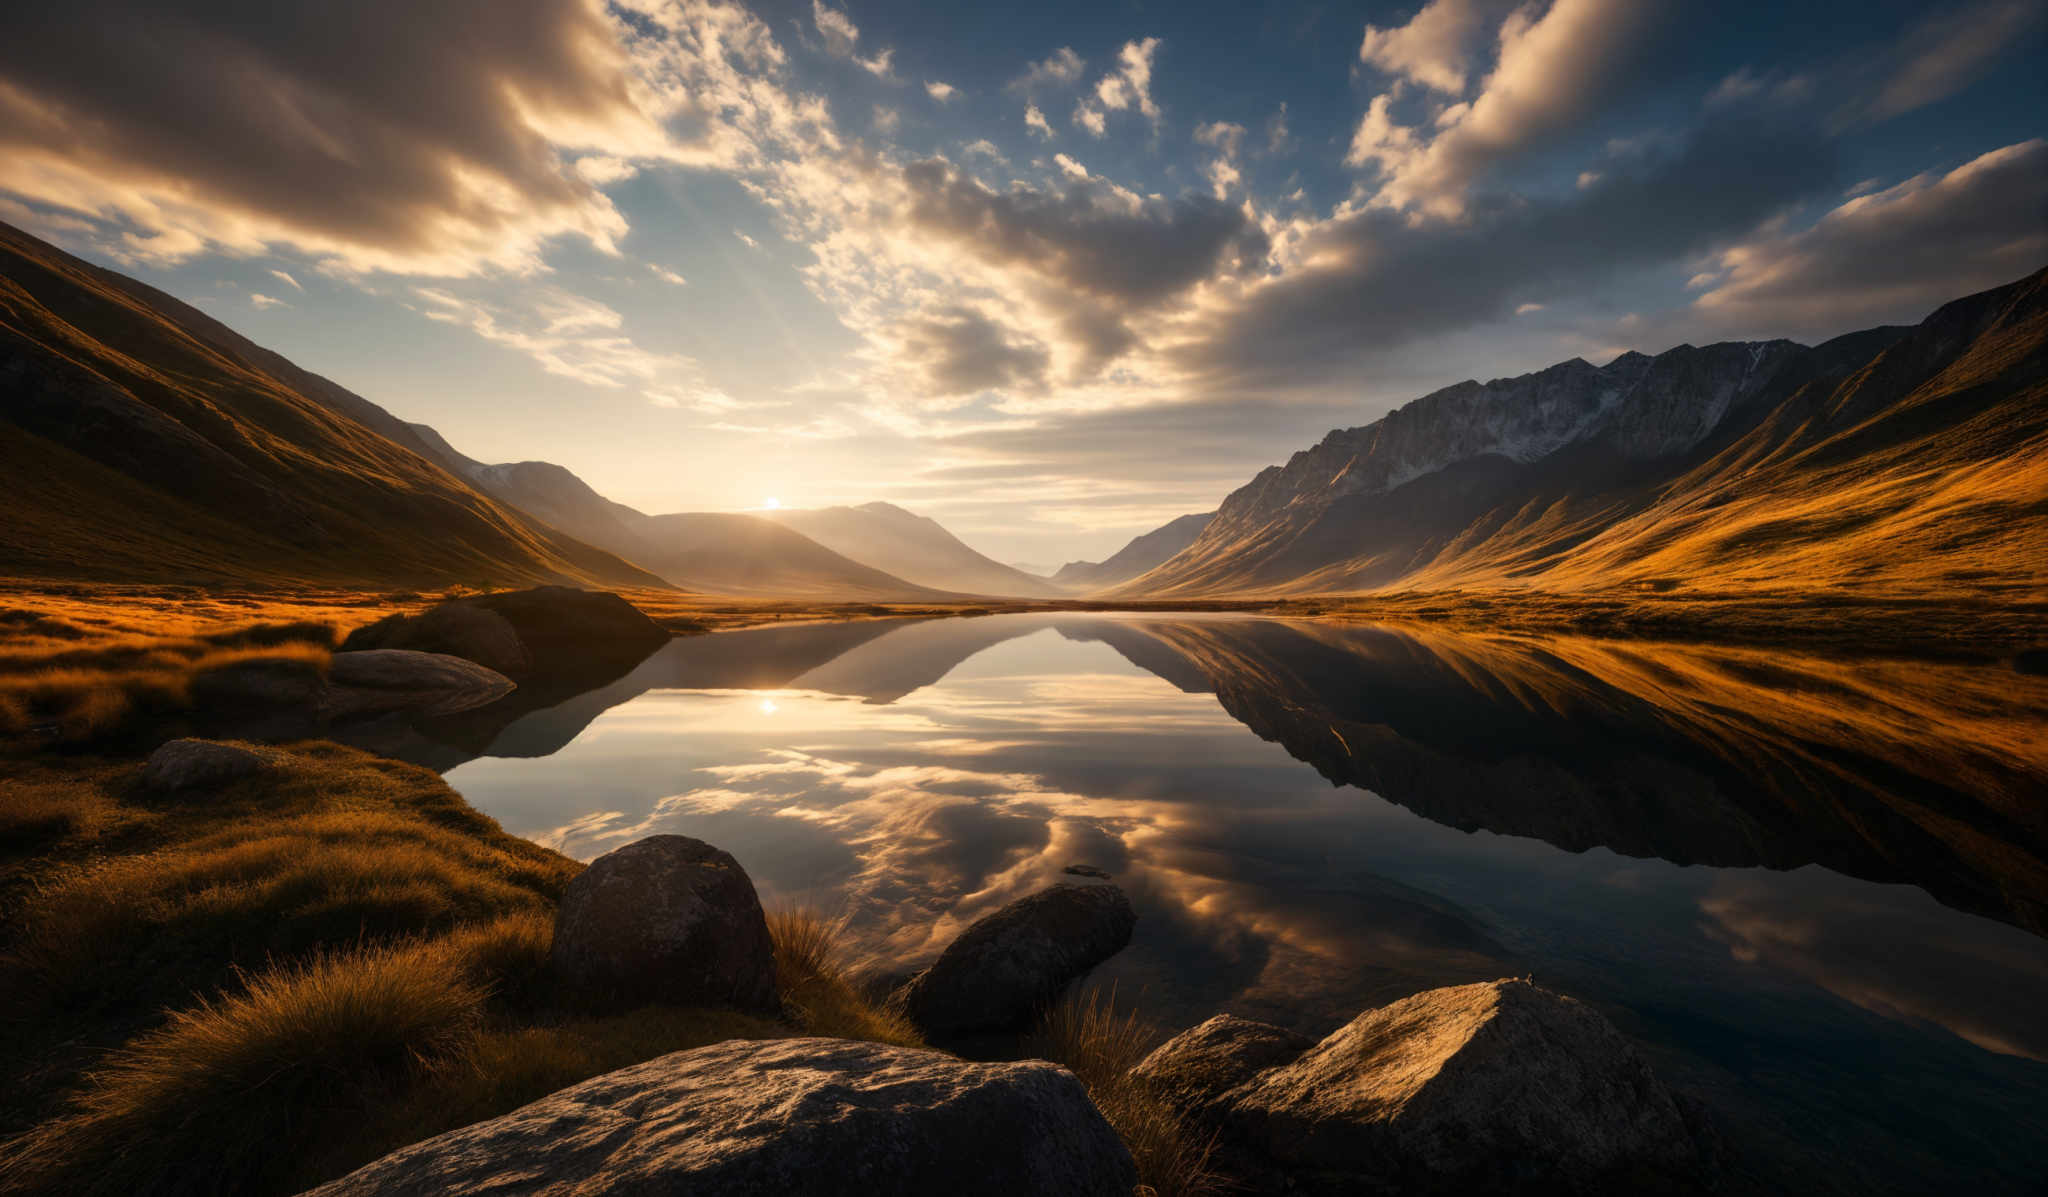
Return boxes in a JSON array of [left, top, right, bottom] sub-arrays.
[[298, 1037, 1135, 1196], [550, 835, 777, 1011], [1149, 978, 1706, 1195], [140, 738, 278, 792], [894, 883, 1135, 1037], [322, 650, 514, 720]]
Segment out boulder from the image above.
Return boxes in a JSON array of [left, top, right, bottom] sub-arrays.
[[894, 883, 1135, 1037], [322, 650, 515, 720], [1129, 1014, 1313, 1117], [463, 586, 670, 662], [340, 603, 529, 676], [187, 657, 326, 708], [1182, 979, 1706, 1195], [550, 835, 777, 1011], [339, 587, 668, 678], [141, 738, 277, 792], [298, 1037, 1135, 1197]]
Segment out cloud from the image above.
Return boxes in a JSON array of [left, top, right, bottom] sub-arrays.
[[266, 269, 302, 291], [1053, 154, 1090, 180], [649, 264, 688, 286], [0, 0, 684, 275], [1182, 115, 1837, 390], [249, 293, 288, 310], [413, 285, 694, 390], [925, 80, 958, 102], [1865, 0, 2046, 121], [891, 305, 1052, 395], [1194, 121, 1246, 159], [734, 228, 760, 249], [1024, 103, 1054, 138], [1091, 38, 1162, 123], [1073, 103, 1107, 137], [1357, 0, 1505, 94], [810, 0, 860, 56], [1347, 0, 1671, 215], [1011, 47, 1085, 92], [1691, 139, 2048, 336]]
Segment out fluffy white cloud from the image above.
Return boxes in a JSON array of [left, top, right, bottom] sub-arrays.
[[926, 80, 958, 102], [1025, 103, 1054, 138], [1357, 0, 1505, 93], [1011, 47, 1085, 92], [1091, 37, 1162, 123]]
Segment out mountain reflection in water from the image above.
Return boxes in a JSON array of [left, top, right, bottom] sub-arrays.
[[407, 613, 2047, 1195]]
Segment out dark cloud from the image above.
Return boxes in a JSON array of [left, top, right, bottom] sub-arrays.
[[895, 305, 1051, 395], [898, 158, 1270, 307], [1179, 116, 1840, 391], [1692, 138, 2048, 338], [0, 0, 658, 271]]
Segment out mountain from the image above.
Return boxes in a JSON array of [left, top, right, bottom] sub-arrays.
[[1054, 511, 1215, 592], [404, 431, 957, 600], [762, 502, 1063, 597], [1119, 268, 2048, 598], [0, 221, 661, 589]]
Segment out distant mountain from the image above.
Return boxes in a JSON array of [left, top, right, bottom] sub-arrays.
[[0, 221, 661, 589], [1054, 512, 1215, 592], [405, 432, 958, 600], [1119, 268, 2048, 598], [1006, 561, 1060, 578], [762, 502, 1062, 597]]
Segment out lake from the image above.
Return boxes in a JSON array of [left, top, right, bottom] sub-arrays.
[[408, 613, 2048, 1194]]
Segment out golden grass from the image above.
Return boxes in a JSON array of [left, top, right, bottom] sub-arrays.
[[0, 747, 933, 1197], [1033, 987, 1224, 1197]]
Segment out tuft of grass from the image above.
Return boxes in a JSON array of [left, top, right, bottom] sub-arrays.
[[1033, 987, 1226, 1197], [0, 941, 486, 1197], [768, 906, 924, 1047]]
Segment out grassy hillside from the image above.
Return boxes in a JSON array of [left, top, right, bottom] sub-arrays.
[[1118, 269, 2047, 601], [0, 222, 663, 590]]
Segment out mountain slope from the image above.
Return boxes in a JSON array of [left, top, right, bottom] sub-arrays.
[[633, 513, 957, 600], [1120, 268, 2047, 599], [0, 221, 663, 589], [1053, 511, 1215, 592], [405, 431, 955, 599], [763, 502, 1062, 597]]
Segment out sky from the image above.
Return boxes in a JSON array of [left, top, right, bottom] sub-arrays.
[[2, 0, 2044, 563]]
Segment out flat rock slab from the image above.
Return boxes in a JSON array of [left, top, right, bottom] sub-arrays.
[[298, 1037, 1135, 1197], [895, 883, 1135, 1037], [550, 835, 778, 1011]]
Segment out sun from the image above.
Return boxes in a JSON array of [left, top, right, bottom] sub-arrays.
[[761, 497, 781, 510]]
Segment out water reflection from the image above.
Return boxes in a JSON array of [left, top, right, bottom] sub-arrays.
[[415, 614, 2046, 1194]]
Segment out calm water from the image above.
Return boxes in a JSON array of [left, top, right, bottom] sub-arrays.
[[409, 613, 2047, 1194]]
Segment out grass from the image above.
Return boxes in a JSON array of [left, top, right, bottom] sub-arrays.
[[1033, 987, 1225, 1197], [0, 747, 927, 1197]]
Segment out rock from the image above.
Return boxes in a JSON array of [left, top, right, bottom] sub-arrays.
[[298, 1037, 1135, 1197], [550, 835, 777, 1011], [141, 738, 277, 792], [463, 586, 670, 662], [1197, 979, 1705, 1195], [1130, 1014, 1313, 1118], [322, 650, 514, 720], [894, 884, 1135, 1037], [339, 587, 668, 678], [340, 603, 530, 676]]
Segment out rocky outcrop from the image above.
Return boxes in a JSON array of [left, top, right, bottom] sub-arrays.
[[550, 835, 777, 1011], [1128, 1014, 1313, 1117], [299, 1037, 1135, 1197], [894, 883, 1135, 1037], [1133, 979, 1707, 1195], [321, 650, 514, 720], [340, 586, 669, 678], [140, 738, 278, 791]]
